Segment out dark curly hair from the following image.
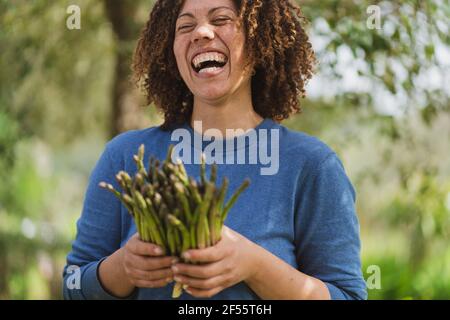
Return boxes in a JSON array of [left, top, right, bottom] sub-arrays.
[[133, 0, 316, 130]]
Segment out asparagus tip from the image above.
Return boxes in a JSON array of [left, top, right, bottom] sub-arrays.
[[172, 282, 183, 298], [99, 181, 116, 192]]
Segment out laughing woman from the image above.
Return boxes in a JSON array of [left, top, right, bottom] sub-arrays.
[[63, 0, 367, 300]]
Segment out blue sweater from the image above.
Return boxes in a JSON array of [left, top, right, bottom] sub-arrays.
[[63, 118, 367, 300]]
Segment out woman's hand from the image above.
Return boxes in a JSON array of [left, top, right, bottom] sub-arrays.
[[171, 226, 258, 298], [121, 233, 178, 288]]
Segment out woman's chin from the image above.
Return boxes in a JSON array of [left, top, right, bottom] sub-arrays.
[[193, 88, 231, 103]]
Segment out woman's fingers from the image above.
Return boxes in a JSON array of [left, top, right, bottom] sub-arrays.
[[129, 267, 174, 282], [172, 260, 227, 279], [182, 239, 230, 263], [127, 234, 165, 256], [127, 253, 178, 271], [132, 278, 174, 289], [173, 273, 229, 290], [122, 234, 178, 289]]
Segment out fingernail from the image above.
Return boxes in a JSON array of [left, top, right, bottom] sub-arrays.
[[174, 276, 182, 283], [171, 258, 179, 264], [154, 247, 163, 255], [172, 265, 179, 273], [182, 252, 190, 260]]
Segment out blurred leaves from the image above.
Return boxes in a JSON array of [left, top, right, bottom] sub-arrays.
[[381, 171, 450, 264], [304, 0, 449, 124], [0, 0, 114, 145]]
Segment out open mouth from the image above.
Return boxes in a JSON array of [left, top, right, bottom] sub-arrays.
[[191, 51, 229, 75]]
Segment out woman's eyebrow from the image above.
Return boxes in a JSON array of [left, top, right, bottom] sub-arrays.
[[177, 6, 236, 20], [208, 6, 237, 15], [177, 12, 195, 19]]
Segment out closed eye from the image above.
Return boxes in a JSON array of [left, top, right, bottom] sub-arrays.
[[212, 17, 231, 25], [178, 25, 194, 31]]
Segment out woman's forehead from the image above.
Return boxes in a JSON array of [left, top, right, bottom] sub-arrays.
[[179, 0, 237, 16]]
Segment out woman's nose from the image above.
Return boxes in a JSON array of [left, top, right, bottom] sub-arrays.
[[192, 25, 215, 43]]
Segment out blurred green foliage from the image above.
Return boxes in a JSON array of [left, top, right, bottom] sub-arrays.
[[0, 0, 449, 299]]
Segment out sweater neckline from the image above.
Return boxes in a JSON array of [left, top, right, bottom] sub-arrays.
[[179, 118, 276, 153]]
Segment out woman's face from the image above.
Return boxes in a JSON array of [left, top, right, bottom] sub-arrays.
[[173, 0, 251, 103]]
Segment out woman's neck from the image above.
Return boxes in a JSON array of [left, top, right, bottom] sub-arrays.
[[190, 87, 263, 138]]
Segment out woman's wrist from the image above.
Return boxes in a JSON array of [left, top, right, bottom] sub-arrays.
[[243, 242, 330, 299], [243, 241, 265, 286], [98, 248, 136, 298]]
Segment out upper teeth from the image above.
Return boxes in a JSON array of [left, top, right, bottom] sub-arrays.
[[192, 52, 227, 69]]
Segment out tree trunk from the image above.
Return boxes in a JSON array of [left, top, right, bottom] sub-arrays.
[[104, 0, 146, 138]]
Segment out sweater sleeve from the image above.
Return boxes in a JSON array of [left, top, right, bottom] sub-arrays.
[[62, 143, 136, 300], [294, 152, 367, 300]]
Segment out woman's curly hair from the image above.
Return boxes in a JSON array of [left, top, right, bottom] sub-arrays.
[[133, 0, 316, 130]]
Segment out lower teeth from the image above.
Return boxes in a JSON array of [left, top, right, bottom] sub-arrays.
[[199, 67, 222, 74]]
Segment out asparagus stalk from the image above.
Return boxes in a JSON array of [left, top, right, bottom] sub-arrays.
[[173, 181, 193, 223], [197, 182, 215, 249], [208, 196, 219, 244], [98, 182, 134, 215], [214, 178, 229, 241], [200, 153, 206, 186], [221, 179, 250, 224], [175, 159, 189, 186], [166, 223, 176, 256], [145, 197, 166, 245], [189, 206, 201, 249], [167, 214, 191, 252], [187, 177, 202, 205], [133, 144, 147, 177], [210, 162, 217, 184], [132, 189, 165, 248]]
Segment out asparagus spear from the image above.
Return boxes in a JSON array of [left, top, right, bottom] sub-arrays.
[[187, 177, 202, 205], [173, 181, 193, 224], [214, 178, 229, 241], [133, 144, 147, 176], [98, 182, 134, 214], [145, 197, 166, 245], [175, 159, 189, 186], [197, 182, 215, 249], [167, 214, 191, 252], [132, 188, 164, 248], [166, 223, 176, 256], [208, 196, 219, 244], [221, 179, 250, 224], [190, 206, 201, 249], [210, 162, 217, 184]]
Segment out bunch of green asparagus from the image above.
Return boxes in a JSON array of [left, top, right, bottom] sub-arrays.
[[99, 144, 250, 298]]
